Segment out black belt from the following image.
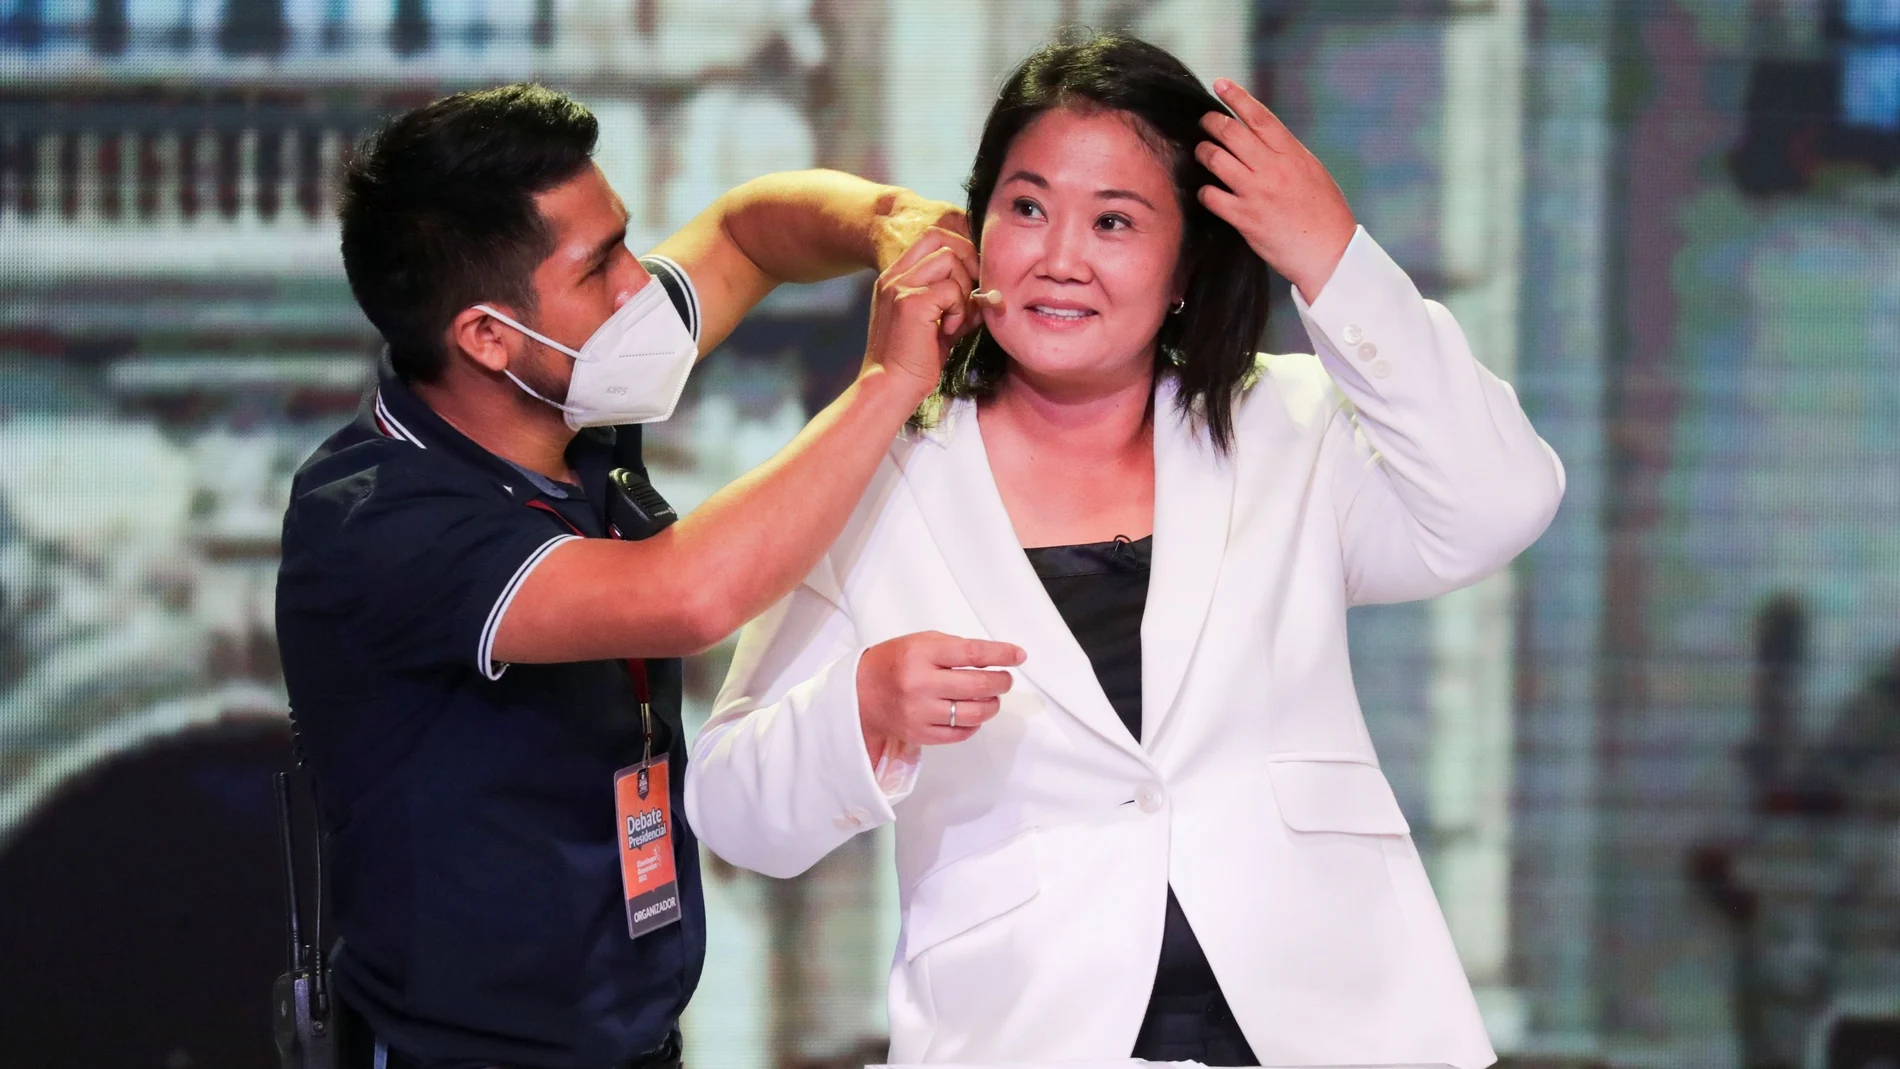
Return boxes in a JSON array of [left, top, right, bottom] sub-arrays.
[[338, 998, 681, 1069], [354, 1033, 679, 1069], [386, 1034, 678, 1069]]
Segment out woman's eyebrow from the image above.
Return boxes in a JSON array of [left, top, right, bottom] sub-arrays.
[[1097, 188, 1155, 209], [1002, 169, 1154, 210]]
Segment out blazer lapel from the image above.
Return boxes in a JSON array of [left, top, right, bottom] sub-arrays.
[[1141, 386, 1236, 746], [898, 402, 1145, 761]]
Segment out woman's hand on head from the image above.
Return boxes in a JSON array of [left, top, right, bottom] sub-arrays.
[[1195, 78, 1358, 304], [861, 227, 983, 400], [856, 631, 1026, 760]]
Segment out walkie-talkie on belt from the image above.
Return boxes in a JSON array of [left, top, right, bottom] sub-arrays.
[[273, 770, 337, 1069]]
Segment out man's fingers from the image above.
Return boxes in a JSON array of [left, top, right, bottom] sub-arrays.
[[881, 227, 947, 277], [934, 226, 980, 286], [953, 245, 981, 290], [884, 225, 976, 279], [896, 252, 976, 333], [889, 236, 958, 283], [929, 223, 978, 255], [898, 244, 975, 292], [917, 276, 976, 337], [922, 225, 979, 277]]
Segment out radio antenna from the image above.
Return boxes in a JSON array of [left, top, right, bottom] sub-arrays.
[[274, 772, 304, 973]]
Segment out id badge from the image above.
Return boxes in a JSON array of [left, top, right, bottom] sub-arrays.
[[614, 755, 681, 939]]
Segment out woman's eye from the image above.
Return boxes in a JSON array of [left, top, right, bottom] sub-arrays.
[[1013, 198, 1043, 219], [1097, 213, 1131, 231]]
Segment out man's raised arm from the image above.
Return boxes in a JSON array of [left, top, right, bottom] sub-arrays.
[[647, 169, 966, 354]]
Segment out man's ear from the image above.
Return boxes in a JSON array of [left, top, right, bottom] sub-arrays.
[[448, 306, 516, 374]]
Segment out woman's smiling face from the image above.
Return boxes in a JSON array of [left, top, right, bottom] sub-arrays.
[[978, 105, 1186, 389]]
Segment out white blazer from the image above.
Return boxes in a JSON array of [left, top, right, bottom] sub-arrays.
[[685, 228, 1565, 1069]]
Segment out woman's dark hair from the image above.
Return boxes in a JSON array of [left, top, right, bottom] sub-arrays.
[[940, 30, 1273, 451], [339, 84, 599, 382]]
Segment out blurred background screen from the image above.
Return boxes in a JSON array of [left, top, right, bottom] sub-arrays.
[[1, 1, 1898, 1068]]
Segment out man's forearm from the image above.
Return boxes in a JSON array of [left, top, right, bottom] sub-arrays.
[[715, 169, 907, 284], [648, 170, 955, 354], [491, 366, 926, 664], [665, 364, 921, 643]]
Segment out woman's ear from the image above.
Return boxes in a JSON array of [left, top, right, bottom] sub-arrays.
[[1168, 257, 1194, 312]]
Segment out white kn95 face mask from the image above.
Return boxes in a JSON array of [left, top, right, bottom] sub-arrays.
[[476, 279, 698, 429]]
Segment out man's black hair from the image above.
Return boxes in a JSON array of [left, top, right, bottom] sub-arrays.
[[941, 30, 1274, 452], [339, 83, 599, 382]]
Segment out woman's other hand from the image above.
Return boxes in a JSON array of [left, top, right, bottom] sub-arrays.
[[861, 227, 982, 399], [857, 631, 1026, 759], [1195, 78, 1357, 304]]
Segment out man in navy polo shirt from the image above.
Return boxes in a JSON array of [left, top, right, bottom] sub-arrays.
[[275, 84, 981, 1069]]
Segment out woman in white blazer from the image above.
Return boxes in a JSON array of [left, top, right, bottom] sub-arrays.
[[686, 31, 1564, 1069]]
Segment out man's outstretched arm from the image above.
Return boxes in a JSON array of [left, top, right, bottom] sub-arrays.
[[647, 169, 966, 354]]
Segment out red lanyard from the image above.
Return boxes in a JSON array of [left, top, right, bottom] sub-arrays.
[[525, 498, 654, 759]]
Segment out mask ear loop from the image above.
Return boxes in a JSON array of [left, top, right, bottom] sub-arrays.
[[472, 304, 588, 361], [502, 369, 584, 416], [473, 304, 588, 416]]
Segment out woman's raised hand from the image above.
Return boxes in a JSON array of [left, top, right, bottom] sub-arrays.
[[1195, 78, 1358, 304], [861, 226, 982, 399], [857, 631, 1026, 758]]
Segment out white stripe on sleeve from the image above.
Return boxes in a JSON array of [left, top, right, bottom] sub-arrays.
[[478, 534, 581, 680], [640, 253, 700, 342]]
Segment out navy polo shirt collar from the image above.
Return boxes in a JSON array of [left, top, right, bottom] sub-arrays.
[[371, 365, 619, 532], [503, 459, 576, 500], [369, 362, 505, 474]]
